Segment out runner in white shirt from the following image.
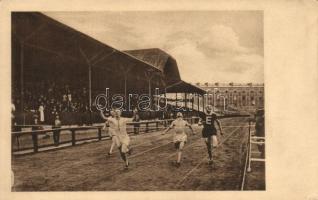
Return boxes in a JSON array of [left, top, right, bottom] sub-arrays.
[[162, 112, 194, 167], [103, 109, 116, 156], [100, 109, 132, 169]]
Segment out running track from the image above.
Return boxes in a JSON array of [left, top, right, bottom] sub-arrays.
[[12, 117, 264, 191]]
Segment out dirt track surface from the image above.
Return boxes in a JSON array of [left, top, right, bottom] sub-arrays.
[[12, 117, 265, 191]]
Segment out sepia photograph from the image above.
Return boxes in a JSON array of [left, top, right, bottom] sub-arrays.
[[1, 0, 318, 199], [10, 10, 265, 191]]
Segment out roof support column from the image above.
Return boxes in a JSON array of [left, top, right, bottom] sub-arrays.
[[184, 93, 187, 109], [184, 92, 188, 116], [88, 63, 92, 111], [119, 65, 132, 110], [192, 93, 194, 111], [197, 94, 200, 112], [202, 94, 205, 112], [175, 92, 178, 108], [79, 47, 93, 113], [20, 42, 25, 124], [144, 69, 156, 110]]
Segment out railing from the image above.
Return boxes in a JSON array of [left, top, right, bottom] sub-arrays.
[[12, 117, 200, 154], [247, 121, 265, 172]]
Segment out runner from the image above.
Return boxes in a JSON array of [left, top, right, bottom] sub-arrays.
[[132, 108, 140, 135], [198, 105, 223, 165], [100, 109, 132, 169], [102, 109, 116, 156], [162, 112, 194, 167]]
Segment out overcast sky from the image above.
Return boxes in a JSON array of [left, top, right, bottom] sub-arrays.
[[45, 11, 263, 84]]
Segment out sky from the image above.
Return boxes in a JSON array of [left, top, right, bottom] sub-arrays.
[[45, 11, 264, 83]]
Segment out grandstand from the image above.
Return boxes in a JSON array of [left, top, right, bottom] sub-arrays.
[[12, 12, 205, 126]]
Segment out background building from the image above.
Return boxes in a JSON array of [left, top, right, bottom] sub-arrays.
[[196, 82, 264, 111]]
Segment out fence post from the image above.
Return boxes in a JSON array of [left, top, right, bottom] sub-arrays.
[[98, 127, 102, 141], [71, 129, 76, 146], [145, 122, 149, 133], [32, 132, 38, 153], [156, 121, 159, 131], [247, 120, 252, 172], [53, 128, 60, 146], [16, 135, 20, 150]]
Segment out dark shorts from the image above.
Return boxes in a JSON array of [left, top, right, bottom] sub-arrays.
[[174, 141, 186, 149], [202, 127, 217, 138]]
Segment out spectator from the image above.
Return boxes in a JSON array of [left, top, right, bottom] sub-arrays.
[[50, 106, 58, 125], [132, 108, 140, 135], [62, 93, 67, 102], [255, 109, 265, 157], [38, 103, 45, 124], [53, 115, 62, 146], [170, 113, 174, 119], [33, 114, 39, 125]]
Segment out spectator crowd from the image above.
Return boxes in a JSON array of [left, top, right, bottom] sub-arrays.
[[12, 80, 90, 125], [12, 80, 197, 126]]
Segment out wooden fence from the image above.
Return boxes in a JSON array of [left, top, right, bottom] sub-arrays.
[[12, 117, 200, 154]]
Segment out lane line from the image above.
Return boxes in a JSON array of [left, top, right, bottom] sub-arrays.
[[75, 118, 246, 189], [90, 120, 244, 174], [176, 121, 248, 187], [96, 127, 239, 187], [240, 142, 250, 190]]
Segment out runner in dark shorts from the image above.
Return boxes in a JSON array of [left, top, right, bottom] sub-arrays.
[[199, 105, 223, 165]]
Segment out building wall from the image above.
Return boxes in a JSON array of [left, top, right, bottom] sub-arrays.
[[196, 83, 264, 109]]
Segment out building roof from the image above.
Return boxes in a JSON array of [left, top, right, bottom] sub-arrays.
[[165, 80, 206, 95], [124, 48, 181, 85], [12, 12, 168, 92]]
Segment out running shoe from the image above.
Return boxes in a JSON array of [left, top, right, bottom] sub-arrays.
[[125, 162, 129, 170], [208, 159, 213, 165]]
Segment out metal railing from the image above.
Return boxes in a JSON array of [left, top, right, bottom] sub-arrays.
[[247, 121, 265, 172]]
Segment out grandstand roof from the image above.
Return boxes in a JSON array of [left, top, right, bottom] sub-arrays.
[[124, 48, 181, 85], [165, 80, 206, 95], [12, 12, 170, 92]]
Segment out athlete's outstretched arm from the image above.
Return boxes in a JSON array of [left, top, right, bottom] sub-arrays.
[[100, 110, 108, 120], [215, 119, 223, 135], [186, 123, 195, 135], [124, 116, 135, 122], [198, 116, 204, 126], [162, 127, 172, 135], [162, 122, 175, 135]]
